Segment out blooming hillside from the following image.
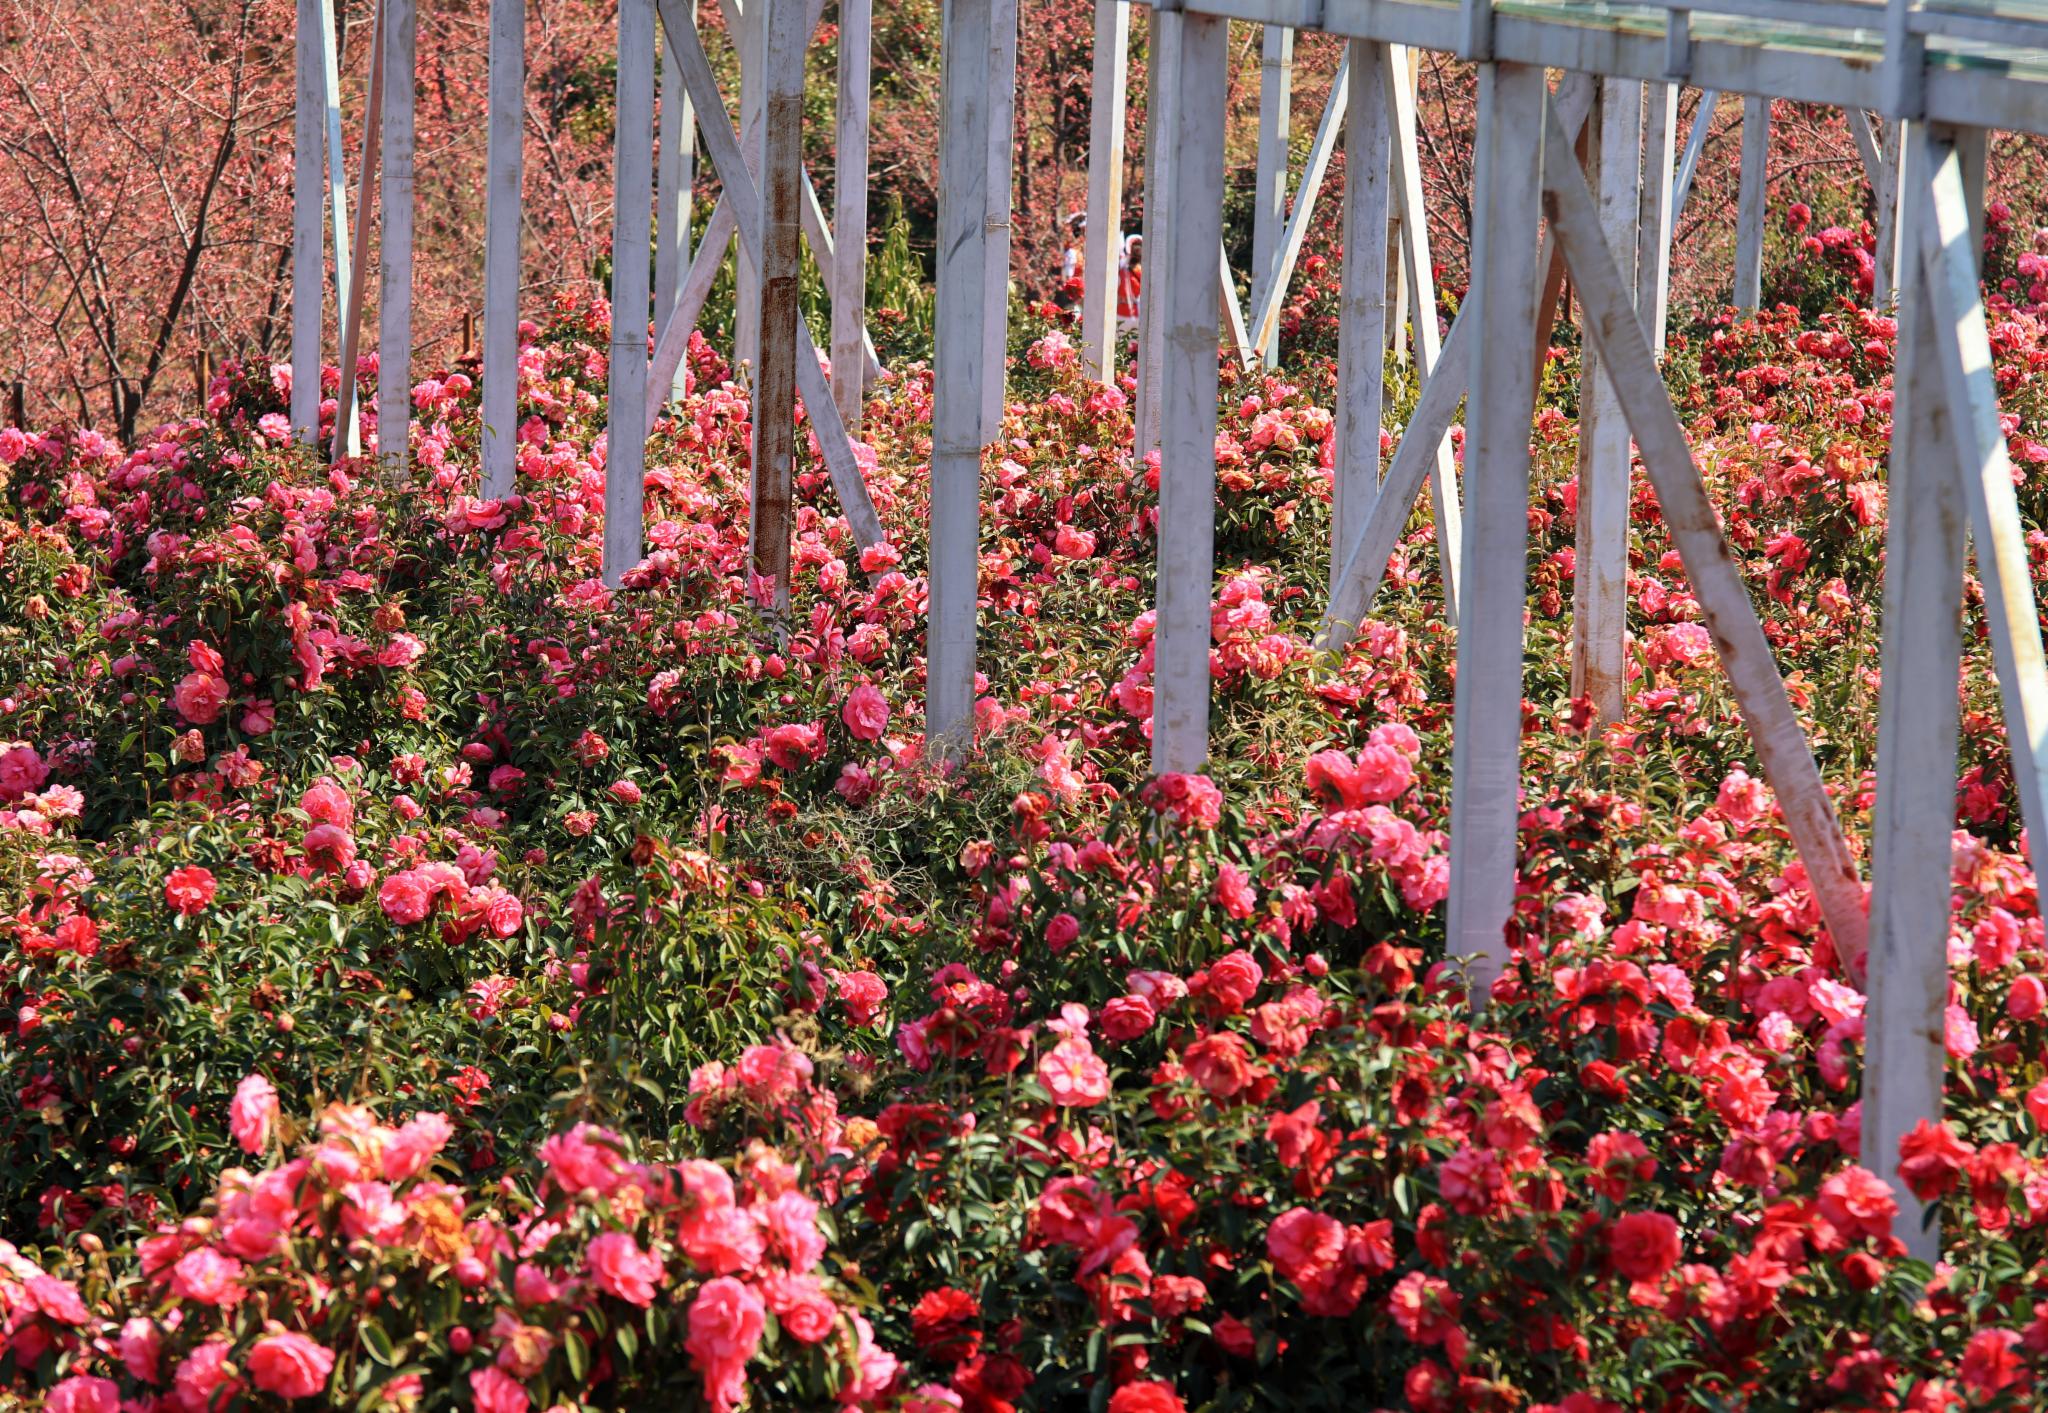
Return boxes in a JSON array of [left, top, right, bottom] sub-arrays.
[[5, 285, 2048, 1410]]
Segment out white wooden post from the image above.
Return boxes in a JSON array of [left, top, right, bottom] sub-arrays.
[[1875, 120, 1905, 308], [1333, 40, 1389, 598], [929, 0, 993, 752], [1080, 0, 1128, 384], [482, 0, 525, 498], [1867, 124, 1962, 1263], [1447, 62, 1546, 1004], [1638, 81, 1676, 354], [655, 0, 697, 403], [1733, 93, 1767, 311], [1150, 7, 1228, 776], [1539, 99, 1870, 967], [831, 0, 872, 430], [331, 0, 383, 464], [981, 0, 1019, 440], [1251, 25, 1293, 371], [735, 0, 765, 378], [1571, 78, 1640, 723], [1668, 87, 1717, 231], [319, 0, 352, 348], [603, 0, 656, 585], [751, 0, 803, 619], [291, 0, 325, 445], [1917, 124, 2048, 858], [1384, 44, 1460, 623], [1134, 5, 1175, 458], [377, 0, 416, 473]]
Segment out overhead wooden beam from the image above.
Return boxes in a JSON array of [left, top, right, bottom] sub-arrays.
[[1539, 97, 1870, 968], [481, 0, 524, 497]]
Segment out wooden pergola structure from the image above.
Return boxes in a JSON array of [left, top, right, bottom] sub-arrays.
[[288, 0, 2048, 1259]]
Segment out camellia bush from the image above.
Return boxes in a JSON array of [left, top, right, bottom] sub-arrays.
[[6, 266, 2048, 1410]]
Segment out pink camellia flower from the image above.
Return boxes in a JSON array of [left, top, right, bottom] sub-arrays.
[[45, 1377, 120, 1413], [119, 1316, 163, 1382], [734, 1042, 813, 1106], [686, 1276, 767, 1413], [586, 1231, 664, 1306], [175, 1340, 243, 1411], [608, 778, 644, 805], [841, 683, 890, 742], [1099, 993, 1157, 1042], [173, 670, 230, 725], [248, 1330, 337, 1400], [1037, 1036, 1111, 1107], [378, 869, 433, 925], [0, 742, 49, 801], [382, 1111, 454, 1181], [230, 1073, 280, 1154], [469, 1366, 531, 1413], [170, 1247, 247, 1306], [762, 722, 826, 770], [1608, 1211, 1682, 1285], [537, 1121, 628, 1196], [165, 865, 217, 916]]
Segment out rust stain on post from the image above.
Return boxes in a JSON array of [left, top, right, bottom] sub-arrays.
[[751, 11, 803, 622]]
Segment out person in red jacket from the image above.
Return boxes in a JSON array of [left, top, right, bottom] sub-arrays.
[[1117, 233, 1141, 331]]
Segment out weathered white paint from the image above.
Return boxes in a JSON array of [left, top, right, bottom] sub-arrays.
[[1080, 0, 1129, 383], [1571, 77, 1640, 724], [1333, 40, 1390, 597], [1150, 9, 1229, 776], [1866, 122, 1961, 1264], [1668, 86, 1717, 230], [982, 0, 1019, 439], [734, 0, 765, 378], [1220, 243, 1254, 370], [1638, 81, 1675, 352], [481, 0, 525, 498], [1447, 61, 1546, 1006], [751, 0, 805, 619], [331, 0, 383, 464], [929, 0, 994, 752], [646, 197, 737, 420], [655, 0, 697, 402], [1134, 5, 1176, 457], [831, 0, 872, 430], [319, 0, 352, 345], [291, 0, 325, 445], [1247, 53, 1348, 362], [377, 0, 416, 474], [1876, 119, 1905, 306], [1540, 98, 1871, 967], [1251, 25, 1293, 371], [1733, 93, 1767, 309], [602, 0, 656, 585]]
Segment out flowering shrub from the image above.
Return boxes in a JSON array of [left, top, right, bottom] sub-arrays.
[[7, 282, 2048, 1409]]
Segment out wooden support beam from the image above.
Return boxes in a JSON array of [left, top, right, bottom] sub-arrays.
[[1333, 39, 1390, 599], [1247, 52, 1348, 364], [318, 0, 352, 356], [1571, 77, 1641, 724], [982, 0, 1019, 440], [1080, 0, 1129, 384], [735, 0, 765, 378], [1733, 93, 1767, 310], [481, 0, 524, 498], [1668, 86, 1717, 231], [291, 0, 325, 445], [1150, 8, 1229, 776], [1638, 80, 1675, 353], [1448, 60, 1546, 1004], [603, 0, 656, 585], [1539, 97, 1870, 969], [830, 0, 872, 431], [1385, 43, 1467, 625], [1916, 124, 2048, 859], [653, 0, 883, 548], [1866, 121, 1963, 1263], [929, 0, 994, 752], [1134, 4, 1175, 458], [751, 0, 805, 620], [377, 0, 416, 473], [1220, 244, 1254, 370], [332, 0, 384, 464], [655, 0, 697, 403], [1875, 120, 1905, 307], [1251, 24, 1294, 372]]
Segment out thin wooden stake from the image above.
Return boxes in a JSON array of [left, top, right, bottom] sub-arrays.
[[482, 0, 524, 498], [1539, 98, 1870, 968], [830, 0, 872, 431], [377, 0, 417, 473], [1149, 8, 1229, 776], [1080, 0, 1128, 384], [1638, 81, 1676, 353], [603, 0, 656, 585], [1733, 94, 1767, 310]]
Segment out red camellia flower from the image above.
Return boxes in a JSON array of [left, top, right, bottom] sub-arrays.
[[1896, 1119, 1975, 1200], [164, 865, 217, 915], [1107, 1381, 1185, 1413], [1608, 1211, 1682, 1285], [910, 1286, 982, 1362]]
